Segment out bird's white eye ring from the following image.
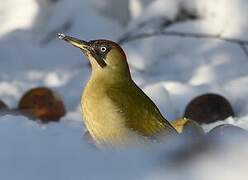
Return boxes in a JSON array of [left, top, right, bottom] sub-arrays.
[[100, 46, 107, 52]]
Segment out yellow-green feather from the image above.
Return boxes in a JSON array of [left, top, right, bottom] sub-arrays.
[[81, 44, 177, 147], [106, 80, 177, 138]]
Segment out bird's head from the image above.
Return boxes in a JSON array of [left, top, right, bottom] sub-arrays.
[[58, 33, 131, 80]]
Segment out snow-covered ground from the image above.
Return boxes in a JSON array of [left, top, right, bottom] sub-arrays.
[[0, 0, 248, 179]]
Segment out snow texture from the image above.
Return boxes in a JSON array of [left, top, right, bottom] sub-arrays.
[[0, 0, 248, 179]]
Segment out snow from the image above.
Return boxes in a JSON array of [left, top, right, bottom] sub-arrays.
[[0, 0, 248, 179]]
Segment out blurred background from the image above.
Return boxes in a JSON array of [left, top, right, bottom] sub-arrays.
[[0, 0, 248, 179]]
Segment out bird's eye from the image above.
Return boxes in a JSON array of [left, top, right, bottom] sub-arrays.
[[100, 46, 107, 52]]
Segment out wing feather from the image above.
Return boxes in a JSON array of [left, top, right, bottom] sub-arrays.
[[106, 81, 177, 138]]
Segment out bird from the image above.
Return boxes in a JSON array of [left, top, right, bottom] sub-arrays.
[[58, 33, 178, 148]]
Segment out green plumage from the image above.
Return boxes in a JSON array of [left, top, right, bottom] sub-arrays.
[[106, 80, 177, 138], [59, 34, 177, 147], [82, 73, 177, 147]]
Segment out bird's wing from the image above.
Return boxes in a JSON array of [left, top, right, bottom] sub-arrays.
[[106, 82, 177, 138]]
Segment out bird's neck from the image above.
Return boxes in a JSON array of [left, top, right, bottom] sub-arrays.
[[89, 67, 132, 86]]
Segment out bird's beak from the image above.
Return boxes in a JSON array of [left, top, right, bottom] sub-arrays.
[[57, 33, 107, 68], [58, 33, 90, 52]]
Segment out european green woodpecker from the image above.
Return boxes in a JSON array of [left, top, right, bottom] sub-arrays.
[[58, 33, 177, 148]]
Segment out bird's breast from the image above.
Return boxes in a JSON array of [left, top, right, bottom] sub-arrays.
[[81, 85, 144, 147]]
